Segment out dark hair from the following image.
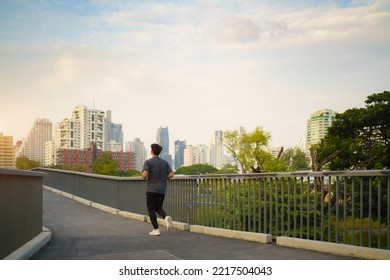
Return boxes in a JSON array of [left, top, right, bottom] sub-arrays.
[[151, 143, 163, 155]]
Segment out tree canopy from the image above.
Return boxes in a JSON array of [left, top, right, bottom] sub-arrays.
[[175, 164, 219, 175], [16, 156, 40, 170], [315, 91, 390, 170], [223, 127, 285, 173], [91, 152, 118, 175]]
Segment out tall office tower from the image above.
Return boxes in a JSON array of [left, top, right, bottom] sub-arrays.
[[16, 118, 52, 165], [174, 140, 186, 169], [306, 109, 337, 149], [72, 105, 105, 150], [209, 131, 223, 169], [156, 127, 172, 166], [104, 110, 123, 151], [0, 133, 15, 168], [125, 138, 147, 172]]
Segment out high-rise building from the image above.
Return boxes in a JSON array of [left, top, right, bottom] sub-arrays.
[[53, 118, 81, 151], [16, 119, 52, 165], [72, 105, 105, 150], [210, 131, 223, 169], [0, 133, 15, 168], [104, 110, 123, 151], [184, 145, 200, 166], [156, 127, 172, 166], [306, 109, 337, 149], [174, 140, 186, 169], [125, 138, 147, 172]]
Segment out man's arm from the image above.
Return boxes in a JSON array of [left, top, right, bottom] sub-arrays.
[[167, 171, 174, 179], [142, 170, 148, 179]]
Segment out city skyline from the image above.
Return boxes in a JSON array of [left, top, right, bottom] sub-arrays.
[[1, 0, 389, 150]]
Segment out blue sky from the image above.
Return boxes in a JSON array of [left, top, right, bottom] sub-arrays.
[[1, 0, 389, 151]]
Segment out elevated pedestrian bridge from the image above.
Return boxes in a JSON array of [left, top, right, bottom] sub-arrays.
[[1, 168, 390, 260]]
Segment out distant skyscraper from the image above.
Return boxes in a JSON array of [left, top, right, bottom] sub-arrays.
[[16, 118, 52, 165], [104, 110, 123, 151], [174, 140, 186, 169], [306, 109, 337, 149], [210, 131, 223, 169], [156, 127, 171, 166], [0, 133, 15, 168], [126, 138, 147, 172]]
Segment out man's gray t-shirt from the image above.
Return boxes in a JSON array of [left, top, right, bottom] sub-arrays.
[[143, 157, 172, 194]]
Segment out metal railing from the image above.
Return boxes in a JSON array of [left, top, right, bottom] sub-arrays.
[[35, 168, 390, 250], [0, 168, 46, 259]]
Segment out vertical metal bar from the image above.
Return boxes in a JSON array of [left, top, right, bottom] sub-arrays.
[[343, 176, 347, 244], [264, 177, 267, 234], [275, 178, 279, 237], [320, 176, 324, 241], [248, 178, 251, 232], [269, 178, 273, 235], [312, 176, 317, 241], [223, 178, 226, 229], [238, 178, 242, 231], [228, 178, 232, 230], [233, 179, 237, 230], [287, 177, 291, 237], [360, 177, 363, 246], [253, 178, 256, 233], [351, 177, 355, 246], [243, 178, 247, 231], [300, 177, 303, 239], [328, 176, 332, 242], [387, 176, 390, 250], [258, 178, 262, 233], [293, 177, 297, 238], [306, 176, 310, 239], [336, 177, 339, 243], [369, 177, 373, 247], [281, 178, 285, 236], [378, 178, 381, 249], [214, 178, 218, 228]]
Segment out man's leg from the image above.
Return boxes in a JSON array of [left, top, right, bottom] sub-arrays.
[[146, 192, 159, 229]]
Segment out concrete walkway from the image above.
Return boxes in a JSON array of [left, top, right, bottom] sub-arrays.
[[31, 189, 359, 260]]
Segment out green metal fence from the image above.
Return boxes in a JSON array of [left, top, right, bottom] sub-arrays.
[[35, 168, 390, 250]]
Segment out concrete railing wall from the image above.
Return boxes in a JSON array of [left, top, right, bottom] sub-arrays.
[[0, 168, 46, 259]]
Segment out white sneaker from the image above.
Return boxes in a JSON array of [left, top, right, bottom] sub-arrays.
[[149, 229, 160, 236], [165, 216, 173, 231]]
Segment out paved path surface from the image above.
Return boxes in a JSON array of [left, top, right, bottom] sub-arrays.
[[32, 189, 359, 260]]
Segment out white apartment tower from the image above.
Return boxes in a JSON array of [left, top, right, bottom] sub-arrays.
[[54, 118, 81, 150], [72, 105, 105, 150], [16, 118, 52, 165], [184, 145, 200, 166], [306, 109, 337, 149]]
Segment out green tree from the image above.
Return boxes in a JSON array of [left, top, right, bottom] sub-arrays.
[[315, 91, 390, 170], [175, 164, 219, 175], [217, 163, 239, 174], [91, 152, 118, 175], [223, 127, 283, 173], [16, 156, 40, 170], [279, 147, 310, 171]]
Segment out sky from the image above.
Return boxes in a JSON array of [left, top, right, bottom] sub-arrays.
[[0, 0, 389, 152]]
